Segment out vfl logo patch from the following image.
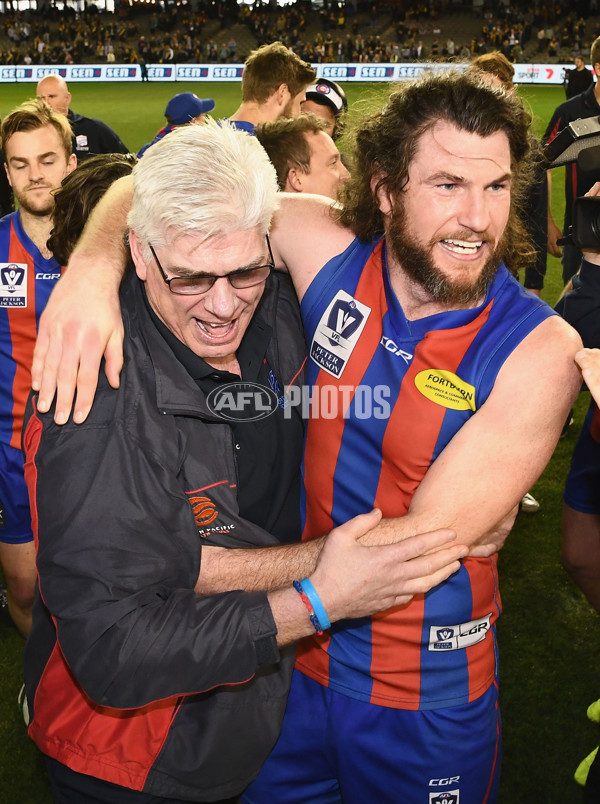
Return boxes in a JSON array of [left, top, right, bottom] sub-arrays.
[[429, 614, 492, 651], [415, 369, 476, 411], [310, 291, 371, 378], [430, 791, 460, 804], [0, 263, 27, 307], [188, 495, 218, 527]]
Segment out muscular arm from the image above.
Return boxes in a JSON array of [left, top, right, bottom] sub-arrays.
[[267, 517, 467, 647], [269, 193, 355, 302], [358, 316, 582, 547]]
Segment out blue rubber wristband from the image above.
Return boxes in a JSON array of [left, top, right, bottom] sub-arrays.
[[300, 578, 331, 630]]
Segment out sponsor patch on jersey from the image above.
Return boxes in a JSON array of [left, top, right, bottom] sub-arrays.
[[415, 369, 476, 411], [0, 263, 27, 307], [430, 790, 460, 804], [75, 134, 89, 151], [310, 290, 371, 378], [428, 614, 492, 651]]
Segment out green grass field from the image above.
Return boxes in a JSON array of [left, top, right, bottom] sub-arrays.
[[1, 80, 598, 803]]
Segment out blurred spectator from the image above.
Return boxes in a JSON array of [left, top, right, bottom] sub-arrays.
[[565, 55, 595, 99]]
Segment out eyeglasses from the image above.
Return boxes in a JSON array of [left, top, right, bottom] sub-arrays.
[[148, 236, 274, 296]]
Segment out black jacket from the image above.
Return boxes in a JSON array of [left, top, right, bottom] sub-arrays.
[[23, 270, 306, 801], [68, 109, 129, 161], [555, 258, 600, 347]]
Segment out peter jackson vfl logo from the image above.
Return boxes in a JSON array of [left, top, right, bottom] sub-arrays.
[[310, 291, 371, 378], [0, 263, 27, 307]]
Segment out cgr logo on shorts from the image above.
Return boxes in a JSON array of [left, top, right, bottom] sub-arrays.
[[0, 263, 27, 307]]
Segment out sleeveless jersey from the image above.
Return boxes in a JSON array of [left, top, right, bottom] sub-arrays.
[[0, 212, 63, 449], [295, 238, 555, 711]]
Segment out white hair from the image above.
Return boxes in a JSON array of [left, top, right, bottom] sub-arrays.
[[127, 118, 279, 249]]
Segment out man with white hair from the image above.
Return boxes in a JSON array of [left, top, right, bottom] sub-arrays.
[[22, 121, 465, 804]]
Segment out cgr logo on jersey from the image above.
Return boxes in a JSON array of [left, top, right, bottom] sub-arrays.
[[0, 263, 27, 307], [428, 614, 492, 651], [430, 791, 459, 804], [310, 291, 371, 378], [380, 335, 412, 363]]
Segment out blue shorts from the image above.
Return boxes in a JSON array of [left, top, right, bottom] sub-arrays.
[[564, 402, 600, 515], [0, 441, 33, 544], [242, 669, 501, 804]]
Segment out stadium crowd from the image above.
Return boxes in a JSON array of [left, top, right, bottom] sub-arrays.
[[0, 0, 598, 67]]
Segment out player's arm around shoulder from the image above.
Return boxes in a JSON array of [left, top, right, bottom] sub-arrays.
[[269, 193, 355, 302]]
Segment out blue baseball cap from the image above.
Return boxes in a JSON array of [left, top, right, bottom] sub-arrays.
[[165, 92, 215, 125]]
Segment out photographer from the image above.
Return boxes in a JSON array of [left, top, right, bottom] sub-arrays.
[[545, 37, 600, 284], [557, 181, 600, 802]]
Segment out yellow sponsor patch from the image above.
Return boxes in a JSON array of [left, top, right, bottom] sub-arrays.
[[415, 369, 477, 411]]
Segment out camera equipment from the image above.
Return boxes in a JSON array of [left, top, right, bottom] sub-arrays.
[[546, 116, 600, 249]]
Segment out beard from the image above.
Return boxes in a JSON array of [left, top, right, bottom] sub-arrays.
[[14, 185, 55, 218], [387, 203, 507, 307]]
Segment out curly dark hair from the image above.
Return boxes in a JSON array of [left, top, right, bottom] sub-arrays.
[[48, 152, 137, 265], [339, 70, 538, 274]]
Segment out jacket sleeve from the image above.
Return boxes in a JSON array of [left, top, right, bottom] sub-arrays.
[[555, 259, 600, 348], [544, 104, 566, 145], [24, 404, 279, 710]]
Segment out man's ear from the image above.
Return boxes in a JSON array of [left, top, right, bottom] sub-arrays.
[[129, 230, 148, 281], [286, 166, 304, 193], [370, 171, 393, 215], [275, 83, 289, 107]]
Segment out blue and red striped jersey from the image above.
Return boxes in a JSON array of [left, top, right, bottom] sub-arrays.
[[0, 212, 63, 449], [295, 238, 554, 710]]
